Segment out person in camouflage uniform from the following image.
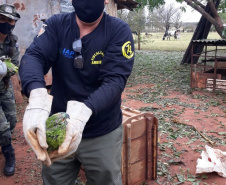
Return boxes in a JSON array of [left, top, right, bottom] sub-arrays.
[[0, 4, 20, 176]]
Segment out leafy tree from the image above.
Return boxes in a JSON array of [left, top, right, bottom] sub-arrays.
[[218, 0, 226, 13], [127, 8, 146, 32], [173, 12, 183, 29], [119, 8, 146, 50], [219, 12, 226, 22], [147, 3, 181, 31], [118, 9, 129, 22], [135, 0, 226, 38]]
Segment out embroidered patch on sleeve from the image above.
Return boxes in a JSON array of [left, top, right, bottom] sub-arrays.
[[37, 23, 47, 37], [122, 41, 134, 59]]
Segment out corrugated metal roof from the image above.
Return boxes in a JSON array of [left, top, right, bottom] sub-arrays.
[[60, 0, 139, 12], [60, 0, 74, 13], [115, 0, 139, 10], [192, 39, 226, 44]]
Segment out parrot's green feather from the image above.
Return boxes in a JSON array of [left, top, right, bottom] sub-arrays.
[[46, 112, 69, 153], [4, 58, 18, 74]]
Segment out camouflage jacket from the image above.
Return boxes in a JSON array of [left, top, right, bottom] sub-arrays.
[[0, 34, 20, 86]]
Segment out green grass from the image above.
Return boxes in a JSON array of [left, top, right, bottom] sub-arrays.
[[134, 32, 222, 51], [126, 50, 226, 146], [126, 32, 226, 185], [127, 51, 191, 93]]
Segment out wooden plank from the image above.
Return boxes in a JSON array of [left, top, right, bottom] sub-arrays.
[[206, 88, 226, 92], [11, 75, 25, 104], [121, 107, 141, 114], [126, 124, 132, 185], [123, 119, 146, 142], [206, 85, 226, 90], [130, 136, 146, 164], [146, 116, 152, 180], [122, 111, 138, 118], [121, 143, 126, 185], [192, 72, 221, 88], [123, 160, 147, 185], [206, 79, 226, 91], [129, 160, 146, 185], [152, 117, 158, 180], [207, 82, 226, 86], [206, 83, 226, 88], [217, 62, 226, 69], [121, 107, 141, 122], [207, 79, 226, 84], [206, 86, 226, 90]]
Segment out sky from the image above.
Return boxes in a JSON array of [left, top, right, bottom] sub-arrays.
[[165, 0, 202, 22]]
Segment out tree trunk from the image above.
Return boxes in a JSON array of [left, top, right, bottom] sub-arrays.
[[105, 0, 117, 17], [208, 0, 224, 36], [184, 0, 224, 37], [138, 30, 141, 50], [180, 0, 221, 64]]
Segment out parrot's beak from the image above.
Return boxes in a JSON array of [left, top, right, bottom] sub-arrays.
[[65, 113, 70, 119]]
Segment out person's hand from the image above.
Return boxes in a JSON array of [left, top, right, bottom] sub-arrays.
[[0, 60, 7, 81], [49, 100, 92, 161], [23, 88, 53, 166]]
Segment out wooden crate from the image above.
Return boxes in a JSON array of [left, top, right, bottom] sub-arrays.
[[206, 79, 226, 92], [121, 106, 158, 185], [191, 72, 221, 88], [78, 107, 158, 184]]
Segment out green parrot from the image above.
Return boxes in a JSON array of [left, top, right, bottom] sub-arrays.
[[46, 112, 69, 153], [0, 56, 18, 74]]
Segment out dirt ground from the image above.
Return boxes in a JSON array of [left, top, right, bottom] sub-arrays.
[[0, 84, 225, 185], [122, 84, 226, 185]]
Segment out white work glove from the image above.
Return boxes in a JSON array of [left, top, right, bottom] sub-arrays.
[[49, 100, 92, 161], [0, 60, 7, 81], [23, 88, 53, 166]]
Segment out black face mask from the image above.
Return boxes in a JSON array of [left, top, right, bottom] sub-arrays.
[[72, 0, 105, 23], [0, 22, 15, 35]]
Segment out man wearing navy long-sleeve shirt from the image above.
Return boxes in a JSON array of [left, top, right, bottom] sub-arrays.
[[19, 0, 134, 184]]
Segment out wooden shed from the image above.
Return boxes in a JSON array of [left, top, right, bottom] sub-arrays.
[[190, 39, 226, 92], [106, 0, 139, 16]]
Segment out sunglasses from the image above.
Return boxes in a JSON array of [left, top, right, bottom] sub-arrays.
[[72, 38, 83, 69]]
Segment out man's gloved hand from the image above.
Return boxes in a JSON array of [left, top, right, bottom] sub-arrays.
[[23, 88, 53, 165], [0, 60, 7, 81], [49, 100, 92, 161]]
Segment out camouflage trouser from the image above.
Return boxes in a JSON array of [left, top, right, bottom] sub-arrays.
[[0, 80, 17, 133]]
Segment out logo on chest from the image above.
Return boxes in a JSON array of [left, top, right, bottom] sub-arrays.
[[91, 51, 104, 65], [60, 48, 75, 59]]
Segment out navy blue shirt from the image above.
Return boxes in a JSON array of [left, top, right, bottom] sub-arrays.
[[19, 12, 134, 138]]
